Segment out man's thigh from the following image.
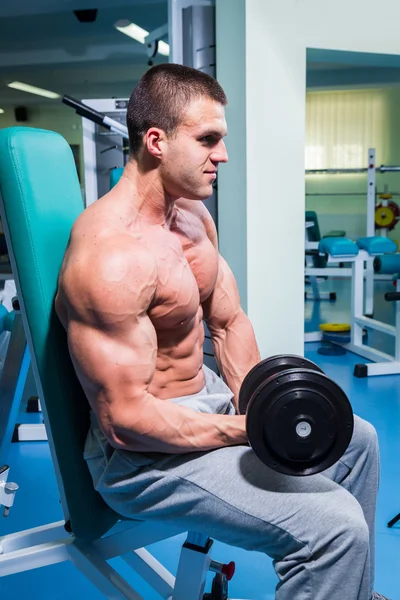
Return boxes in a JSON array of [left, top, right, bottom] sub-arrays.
[[94, 442, 365, 561]]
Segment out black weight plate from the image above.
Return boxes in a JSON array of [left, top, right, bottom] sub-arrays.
[[238, 355, 324, 415], [322, 331, 351, 343], [246, 369, 354, 476], [318, 344, 347, 356]]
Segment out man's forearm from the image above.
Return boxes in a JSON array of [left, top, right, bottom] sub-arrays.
[[104, 393, 248, 453], [210, 310, 261, 410]]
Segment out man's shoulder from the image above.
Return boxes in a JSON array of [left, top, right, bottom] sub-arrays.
[[72, 206, 155, 261], [59, 231, 157, 319], [77, 233, 155, 276], [63, 217, 157, 298]]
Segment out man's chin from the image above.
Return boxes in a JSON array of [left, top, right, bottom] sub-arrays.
[[168, 183, 213, 201], [184, 186, 213, 201]]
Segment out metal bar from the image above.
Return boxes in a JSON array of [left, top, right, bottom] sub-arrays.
[[364, 260, 374, 316], [367, 148, 376, 237], [379, 166, 400, 172], [364, 149, 376, 316], [62, 95, 128, 138], [0, 521, 67, 554], [306, 192, 368, 197], [305, 267, 354, 277], [363, 361, 400, 376], [0, 318, 30, 465], [145, 23, 169, 45], [0, 538, 72, 577], [306, 168, 368, 174], [351, 260, 365, 346], [342, 342, 394, 364], [122, 549, 175, 598], [305, 191, 400, 197], [68, 542, 144, 600], [354, 316, 396, 337], [93, 522, 182, 560], [395, 279, 400, 362], [306, 166, 400, 175], [173, 536, 212, 600]]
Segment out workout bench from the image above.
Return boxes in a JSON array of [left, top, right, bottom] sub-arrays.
[[0, 127, 250, 599], [307, 235, 400, 378]]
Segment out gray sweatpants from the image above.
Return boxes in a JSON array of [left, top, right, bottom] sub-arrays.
[[84, 365, 380, 600]]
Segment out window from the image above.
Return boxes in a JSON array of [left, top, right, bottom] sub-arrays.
[[305, 89, 388, 170]]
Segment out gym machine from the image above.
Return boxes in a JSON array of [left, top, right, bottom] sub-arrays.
[[0, 295, 47, 469], [313, 235, 400, 377], [305, 148, 400, 320]]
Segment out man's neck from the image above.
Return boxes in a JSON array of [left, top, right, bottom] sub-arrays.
[[119, 159, 176, 227]]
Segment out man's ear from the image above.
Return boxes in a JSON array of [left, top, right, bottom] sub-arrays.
[[145, 128, 167, 159]]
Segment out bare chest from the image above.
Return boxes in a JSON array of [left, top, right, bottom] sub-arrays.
[[148, 221, 219, 329]]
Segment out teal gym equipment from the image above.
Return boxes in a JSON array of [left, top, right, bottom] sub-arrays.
[[0, 127, 241, 600]]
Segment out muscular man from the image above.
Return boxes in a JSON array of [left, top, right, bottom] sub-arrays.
[[56, 64, 387, 600]]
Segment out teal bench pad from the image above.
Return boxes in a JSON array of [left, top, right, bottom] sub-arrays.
[[318, 237, 359, 258], [110, 167, 124, 189], [356, 236, 397, 255], [373, 254, 400, 275]]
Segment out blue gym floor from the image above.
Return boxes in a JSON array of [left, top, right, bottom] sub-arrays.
[[0, 278, 399, 599]]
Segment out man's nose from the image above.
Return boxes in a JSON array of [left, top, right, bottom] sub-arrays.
[[211, 140, 228, 164]]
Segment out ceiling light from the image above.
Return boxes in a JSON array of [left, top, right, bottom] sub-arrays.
[[0, 109, 4, 114], [157, 41, 170, 57], [114, 20, 170, 56], [7, 82, 60, 99], [114, 20, 147, 43]]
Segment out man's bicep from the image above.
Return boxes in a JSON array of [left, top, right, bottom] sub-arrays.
[[199, 204, 242, 324], [202, 254, 242, 332]]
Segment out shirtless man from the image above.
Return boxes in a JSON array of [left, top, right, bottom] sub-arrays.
[[56, 64, 386, 600]]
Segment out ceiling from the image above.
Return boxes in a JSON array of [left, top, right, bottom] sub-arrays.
[[307, 48, 400, 88], [0, 0, 168, 108], [3, 4, 400, 110]]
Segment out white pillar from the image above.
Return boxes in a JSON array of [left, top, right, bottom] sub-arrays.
[[215, 0, 248, 313], [216, 0, 306, 357]]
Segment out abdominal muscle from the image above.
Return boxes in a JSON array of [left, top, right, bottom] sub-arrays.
[[148, 306, 207, 400]]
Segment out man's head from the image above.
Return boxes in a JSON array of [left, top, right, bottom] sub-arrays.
[[127, 63, 228, 200]]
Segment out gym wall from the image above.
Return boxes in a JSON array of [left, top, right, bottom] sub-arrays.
[[0, 105, 83, 182]]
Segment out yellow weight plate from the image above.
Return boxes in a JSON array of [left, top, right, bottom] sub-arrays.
[[319, 323, 351, 332], [375, 206, 395, 228]]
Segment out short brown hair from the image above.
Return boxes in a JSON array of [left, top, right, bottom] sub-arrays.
[[127, 63, 227, 157]]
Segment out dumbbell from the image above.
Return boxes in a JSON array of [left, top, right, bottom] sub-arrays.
[[238, 355, 354, 476]]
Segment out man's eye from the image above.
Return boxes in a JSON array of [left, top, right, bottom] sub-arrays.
[[200, 136, 213, 144]]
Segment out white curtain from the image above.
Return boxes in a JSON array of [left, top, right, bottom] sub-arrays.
[[305, 89, 388, 170]]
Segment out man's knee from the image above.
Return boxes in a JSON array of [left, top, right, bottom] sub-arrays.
[[343, 508, 370, 550], [314, 491, 369, 551], [353, 415, 379, 452]]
